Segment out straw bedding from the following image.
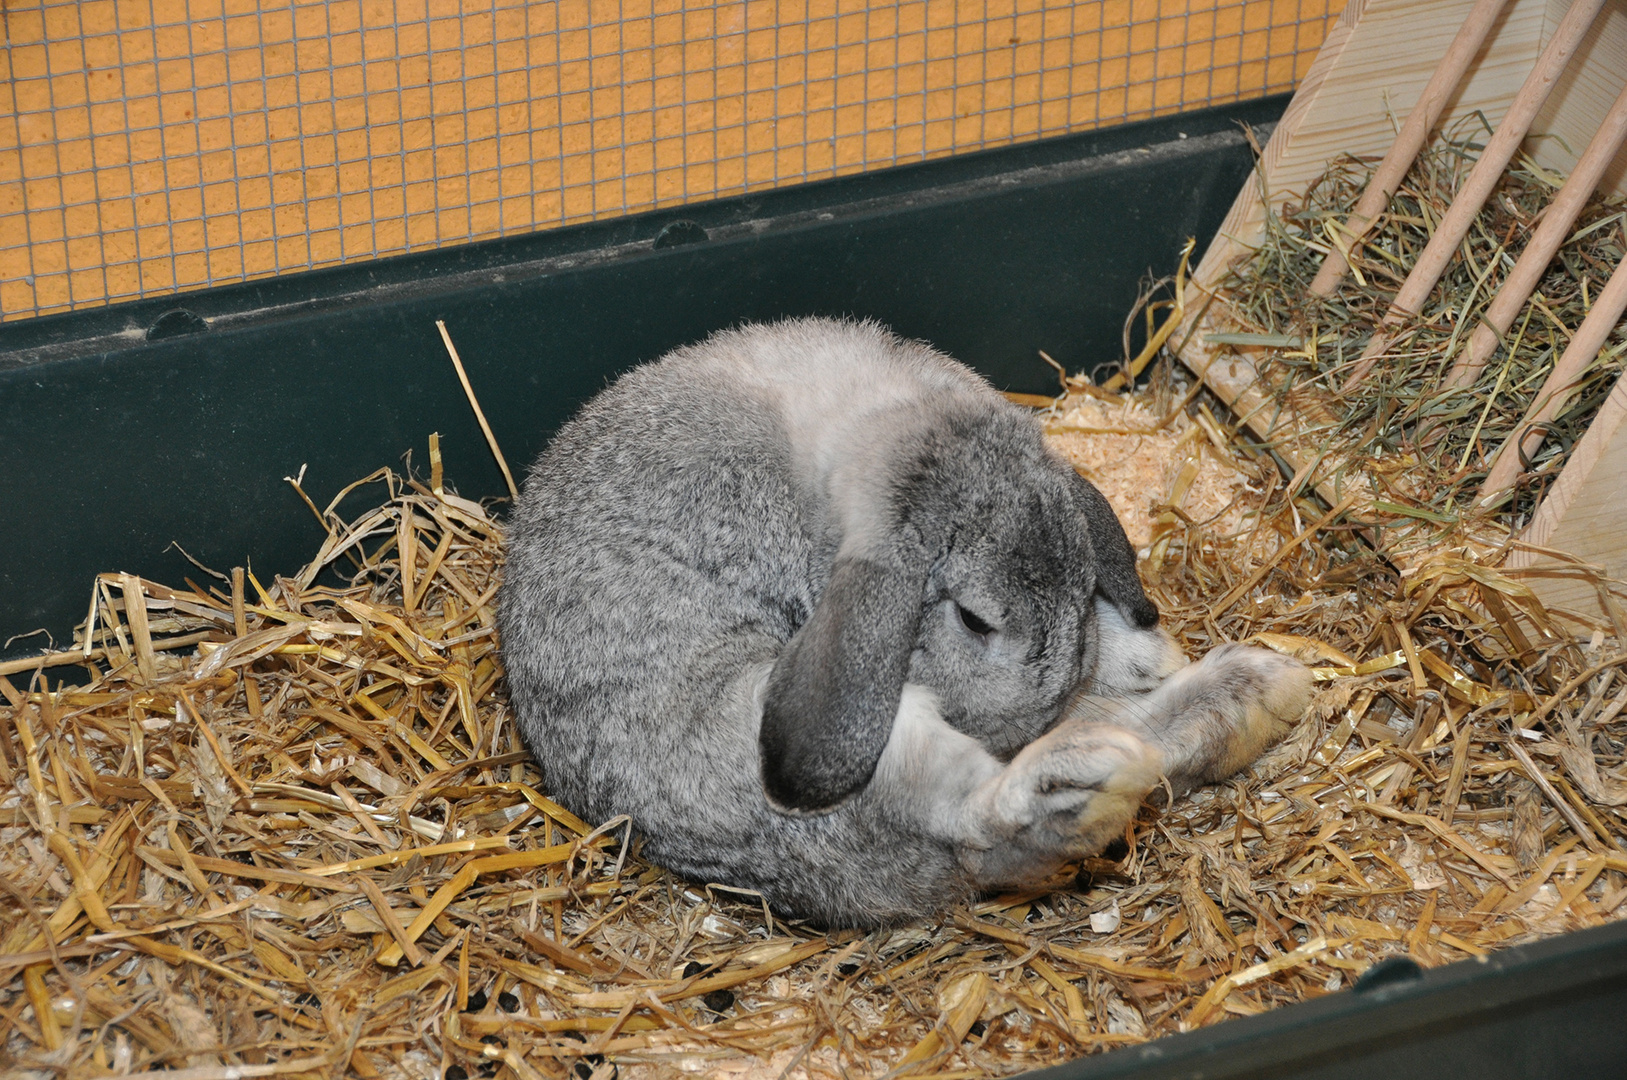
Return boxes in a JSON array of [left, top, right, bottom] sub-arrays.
[[2, 393, 1623, 1080], [4, 145, 1627, 1080]]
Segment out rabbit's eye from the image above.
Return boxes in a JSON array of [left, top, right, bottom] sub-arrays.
[[955, 604, 995, 640]]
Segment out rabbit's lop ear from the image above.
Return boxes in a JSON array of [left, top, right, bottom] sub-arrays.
[[1071, 473, 1158, 630], [760, 556, 924, 812]]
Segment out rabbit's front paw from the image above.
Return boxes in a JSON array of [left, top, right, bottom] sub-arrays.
[[1152, 643, 1312, 784], [958, 722, 1160, 887]]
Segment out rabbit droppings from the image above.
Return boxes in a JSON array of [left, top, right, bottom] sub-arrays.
[[499, 318, 1311, 928]]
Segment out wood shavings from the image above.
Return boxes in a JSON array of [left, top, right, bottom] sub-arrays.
[[1044, 394, 1254, 553]]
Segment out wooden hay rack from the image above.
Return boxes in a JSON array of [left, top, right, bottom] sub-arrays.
[[1178, 0, 1627, 632]]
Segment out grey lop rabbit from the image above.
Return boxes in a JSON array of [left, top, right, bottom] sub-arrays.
[[498, 317, 1310, 927]]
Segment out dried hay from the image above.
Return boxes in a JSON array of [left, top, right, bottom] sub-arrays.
[[4, 356, 1627, 1080], [1209, 122, 1627, 527]]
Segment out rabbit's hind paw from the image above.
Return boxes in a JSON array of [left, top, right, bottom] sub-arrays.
[[1152, 643, 1313, 785], [958, 722, 1160, 888]]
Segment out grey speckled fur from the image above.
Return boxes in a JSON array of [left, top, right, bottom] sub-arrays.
[[498, 318, 1311, 927]]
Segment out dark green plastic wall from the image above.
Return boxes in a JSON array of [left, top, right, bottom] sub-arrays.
[[0, 96, 1283, 656]]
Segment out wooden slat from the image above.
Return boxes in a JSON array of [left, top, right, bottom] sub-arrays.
[[1341, 0, 1610, 392], [1507, 367, 1627, 622], [1309, 0, 1515, 296], [1189, 0, 1544, 303]]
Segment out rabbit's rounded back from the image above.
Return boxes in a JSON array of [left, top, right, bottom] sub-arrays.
[[497, 317, 1158, 921]]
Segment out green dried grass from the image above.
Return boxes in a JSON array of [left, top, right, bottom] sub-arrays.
[[1217, 120, 1627, 527]]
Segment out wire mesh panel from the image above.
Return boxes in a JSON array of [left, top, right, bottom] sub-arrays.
[[0, 0, 1344, 322]]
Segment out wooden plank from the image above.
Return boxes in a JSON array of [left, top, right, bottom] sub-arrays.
[[1528, 0, 1627, 198], [1508, 369, 1627, 626]]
